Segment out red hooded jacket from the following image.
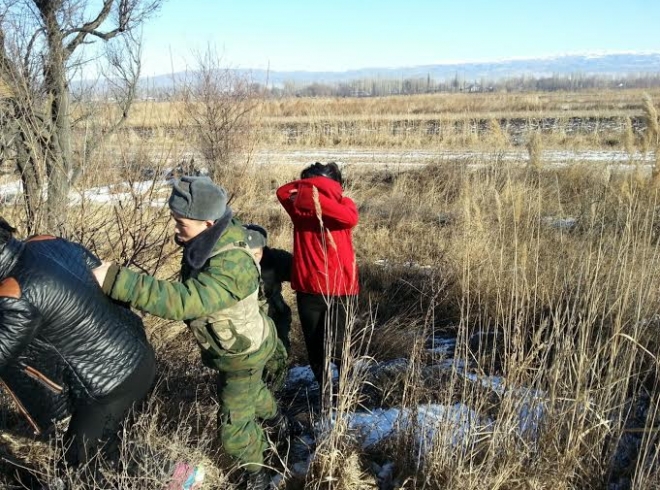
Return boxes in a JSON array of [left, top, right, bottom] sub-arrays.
[[277, 176, 359, 296]]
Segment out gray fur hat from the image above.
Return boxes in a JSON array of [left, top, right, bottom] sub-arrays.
[[244, 224, 267, 249], [168, 176, 228, 221]]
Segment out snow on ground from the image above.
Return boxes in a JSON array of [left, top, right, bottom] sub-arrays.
[[252, 148, 657, 169], [426, 337, 456, 357], [283, 341, 545, 479], [343, 403, 488, 450], [542, 216, 578, 229], [69, 180, 171, 206], [461, 372, 545, 436], [286, 365, 320, 387], [0, 180, 23, 204], [280, 270, 639, 487], [0, 148, 655, 207], [0, 179, 172, 207]]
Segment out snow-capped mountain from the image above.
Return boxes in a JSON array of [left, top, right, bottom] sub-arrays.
[[142, 52, 660, 88]]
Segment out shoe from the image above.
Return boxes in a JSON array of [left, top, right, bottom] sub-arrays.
[[166, 462, 205, 490], [245, 469, 269, 490]]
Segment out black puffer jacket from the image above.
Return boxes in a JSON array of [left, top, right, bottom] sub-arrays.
[[0, 235, 153, 435]]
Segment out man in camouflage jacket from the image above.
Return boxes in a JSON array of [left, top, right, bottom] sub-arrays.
[[93, 177, 279, 489]]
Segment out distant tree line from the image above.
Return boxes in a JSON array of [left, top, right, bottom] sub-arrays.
[[134, 72, 660, 103], [259, 73, 660, 99]]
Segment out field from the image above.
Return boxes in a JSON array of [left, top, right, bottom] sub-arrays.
[[112, 88, 660, 150], [2, 88, 660, 489]]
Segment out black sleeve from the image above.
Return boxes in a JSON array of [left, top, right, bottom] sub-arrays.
[[268, 248, 293, 283], [0, 296, 41, 370]]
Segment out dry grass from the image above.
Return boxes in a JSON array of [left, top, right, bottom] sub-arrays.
[[291, 161, 660, 489], [113, 89, 660, 128], [3, 160, 660, 488], [76, 88, 660, 154], [4, 91, 660, 488]]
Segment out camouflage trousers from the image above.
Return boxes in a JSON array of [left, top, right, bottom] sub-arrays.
[[262, 336, 289, 392], [211, 323, 278, 472]]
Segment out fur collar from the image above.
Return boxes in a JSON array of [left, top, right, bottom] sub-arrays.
[[182, 207, 233, 270]]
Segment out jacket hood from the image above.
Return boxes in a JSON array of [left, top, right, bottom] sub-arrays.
[[297, 176, 344, 199], [287, 176, 345, 217]]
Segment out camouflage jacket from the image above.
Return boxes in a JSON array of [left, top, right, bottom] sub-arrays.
[[103, 218, 267, 355]]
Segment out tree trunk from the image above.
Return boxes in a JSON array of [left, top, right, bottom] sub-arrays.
[[43, 12, 72, 235], [0, 99, 45, 234], [15, 133, 45, 234]]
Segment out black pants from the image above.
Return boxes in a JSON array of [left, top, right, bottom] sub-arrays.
[[64, 349, 156, 470], [296, 292, 356, 389]]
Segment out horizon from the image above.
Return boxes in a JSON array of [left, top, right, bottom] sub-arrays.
[[138, 0, 660, 77], [138, 50, 660, 78]]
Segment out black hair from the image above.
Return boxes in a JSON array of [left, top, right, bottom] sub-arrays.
[[300, 161, 343, 185], [0, 217, 16, 247]]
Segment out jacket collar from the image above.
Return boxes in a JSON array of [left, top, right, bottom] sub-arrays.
[[0, 238, 24, 279], [182, 207, 233, 270]]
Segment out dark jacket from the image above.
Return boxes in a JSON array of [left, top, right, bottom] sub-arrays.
[[260, 246, 292, 327], [0, 235, 153, 435], [276, 176, 359, 296]]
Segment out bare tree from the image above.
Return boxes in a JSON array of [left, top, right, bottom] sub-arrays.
[[182, 47, 261, 182], [0, 0, 162, 234]]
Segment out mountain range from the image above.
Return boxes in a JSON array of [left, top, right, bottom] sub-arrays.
[[142, 52, 660, 89]]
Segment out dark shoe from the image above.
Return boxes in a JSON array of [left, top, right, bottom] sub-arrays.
[[245, 469, 269, 490]]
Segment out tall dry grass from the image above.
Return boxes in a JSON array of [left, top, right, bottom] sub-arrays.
[[526, 131, 543, 169], [290, 161, 660, 489], [3, 130, 660, 488], [84, 88, 660, 154], [642, 94, 659, 149]]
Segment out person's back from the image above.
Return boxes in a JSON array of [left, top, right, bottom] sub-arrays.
[[260, 246, 293, 352], [244, 224, 293, 354], [1, 236, 151, 416], [276, 163, 359, 297], [276, 162, 359, 392], [0, 228, 155, 474]]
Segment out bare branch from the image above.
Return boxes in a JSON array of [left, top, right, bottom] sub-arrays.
[[182, 45, 261, 181], [22, 26, 43, 68], [63, 0, 113, 55], [0, 0, 162, 232], [82, 30, 140, 160], [63, 0, 161, 58]]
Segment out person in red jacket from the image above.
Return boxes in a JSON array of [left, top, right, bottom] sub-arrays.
[[276, 162, 359, 393]]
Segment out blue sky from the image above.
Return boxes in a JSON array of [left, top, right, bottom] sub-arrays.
[[139, 0, 660, 76]]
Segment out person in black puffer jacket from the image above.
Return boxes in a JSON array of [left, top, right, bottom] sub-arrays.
[[0, 218, 155, 474], [243, 224, 293, 354]]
